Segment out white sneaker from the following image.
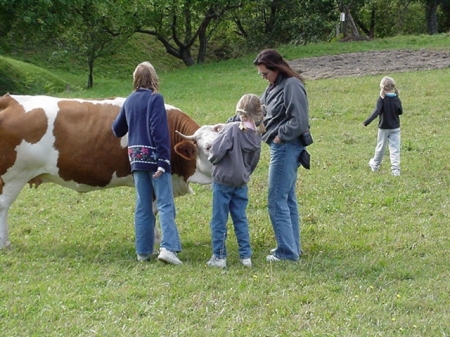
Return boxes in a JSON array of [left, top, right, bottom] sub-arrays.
[[269, 248, 277, 254], [158, 248, 182, 265], [369, 158, 379, 172], [137, 254, 152, 262], [391, 169, 400, 176], [137, 250, 158, 262], [206, 255, 226, 268], [266, 254, 281, 262], [241, 258, 252, 267]]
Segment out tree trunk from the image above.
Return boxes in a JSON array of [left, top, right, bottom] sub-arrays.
[[425, 0, 439, 34], [369, 7, 375, 38], [197, 29, 207, 64], [87, 59, 94, 89], [345, 9, 360, 37], [179, 48, 195, 67]]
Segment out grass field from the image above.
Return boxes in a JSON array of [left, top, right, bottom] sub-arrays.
[[1, 35, 449, 336]]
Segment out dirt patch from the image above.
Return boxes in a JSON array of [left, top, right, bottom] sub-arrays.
[[288, 49, 450, 80]]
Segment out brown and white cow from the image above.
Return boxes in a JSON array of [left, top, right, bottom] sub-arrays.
[[0, 93, 218, 249]]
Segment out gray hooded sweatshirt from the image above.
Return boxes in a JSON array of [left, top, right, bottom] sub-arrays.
[[208, 122, 261, 187]]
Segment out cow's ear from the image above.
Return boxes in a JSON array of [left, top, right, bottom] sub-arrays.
[[174, 140, 198, 160]]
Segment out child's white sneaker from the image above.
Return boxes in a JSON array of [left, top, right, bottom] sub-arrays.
[[206, 255, 226, 268], [368, 158, 379, 172], [240, 258, 252, 267], [266, 254, 281, 262], [158, 248, 182, 265], [137, 254, 152, 262], [391, 169, 400, 176]]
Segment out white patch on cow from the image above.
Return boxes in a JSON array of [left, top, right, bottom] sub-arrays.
[[164, 104, 180, 111], [10, 95, 60, 180], [187, 125, 217, 185], [73, 97, 126, 107], [172, 173, 193, 198]]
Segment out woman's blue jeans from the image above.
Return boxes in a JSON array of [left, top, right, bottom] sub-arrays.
[[132, 170, 181, 255], [210, 182, 252, 259], [268, 138, 303, 260]]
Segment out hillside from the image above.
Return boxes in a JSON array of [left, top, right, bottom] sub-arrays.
[[2, 33, 450, 96]]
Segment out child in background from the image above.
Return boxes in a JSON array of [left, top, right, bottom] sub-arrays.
[[207, 94, 265, 268], [363, 76, 403, 176]]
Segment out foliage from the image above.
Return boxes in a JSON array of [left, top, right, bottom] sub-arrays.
[[134, 0, 242, 66], [230, 0, 336, 50], [1, 35, 450, 336], [357, 0, 427, 38], [2, 0, 450, 77]]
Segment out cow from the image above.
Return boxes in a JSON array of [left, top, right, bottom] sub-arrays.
[[0, 93, 218, 249]]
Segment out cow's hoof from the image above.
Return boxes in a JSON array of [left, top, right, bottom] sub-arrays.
[[0, 241, 12, 250]]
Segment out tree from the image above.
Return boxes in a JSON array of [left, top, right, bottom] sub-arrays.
[[0, 0, 66, 52], [1, 0, 137, 88], [232, 0, 336, 48], [134, 0, 243, 66], [337, 0, 370, 38], [57, 0, 137, 88], [0, 0, 18, 38], [438, 0, 450, 31], [422, 0, 443, 34]]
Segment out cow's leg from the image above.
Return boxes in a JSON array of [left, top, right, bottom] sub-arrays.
[[0, 205, 11, 249], [152, 201, 161, 244], [0, 181, 26, 249]]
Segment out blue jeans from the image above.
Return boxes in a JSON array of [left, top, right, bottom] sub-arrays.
[[210, 182, 252, 259], [268, 138, 303, 260], [132, 170, 181, 255]]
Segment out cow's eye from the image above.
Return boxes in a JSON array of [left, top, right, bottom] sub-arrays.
[[205, 145, 211, 152]]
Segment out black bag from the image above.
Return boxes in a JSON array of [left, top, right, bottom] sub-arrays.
[[299, 130, 314, 146], [299, 150, 310, 169]]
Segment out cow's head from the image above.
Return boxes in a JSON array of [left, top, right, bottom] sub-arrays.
[[175, 125, 218, 184]]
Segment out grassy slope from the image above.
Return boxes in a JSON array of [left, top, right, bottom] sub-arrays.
[[1, 34, 449, 336], [1, 34, 185, 95]]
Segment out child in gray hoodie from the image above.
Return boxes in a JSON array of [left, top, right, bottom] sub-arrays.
[[207, 94, 265, 268]]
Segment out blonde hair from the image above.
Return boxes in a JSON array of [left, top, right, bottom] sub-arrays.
[[379, 76, 398, 98], [236, 94, 266, 135], [133, 62, 159, 93]]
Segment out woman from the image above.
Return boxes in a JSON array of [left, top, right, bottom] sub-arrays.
[[254, 49, 310, 262]]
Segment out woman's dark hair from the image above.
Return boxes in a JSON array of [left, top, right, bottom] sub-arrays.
[[253, 49, 304, 83]]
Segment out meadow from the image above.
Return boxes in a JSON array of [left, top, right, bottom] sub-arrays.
[[1, 35, 449, 336]]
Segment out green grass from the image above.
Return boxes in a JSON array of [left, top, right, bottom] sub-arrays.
[[1, 35, 450, 336], [0, 56, 74, 95]]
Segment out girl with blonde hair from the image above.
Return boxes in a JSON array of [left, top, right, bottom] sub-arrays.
[[363, 76, 403, 176], [206, 94, 263, 268]]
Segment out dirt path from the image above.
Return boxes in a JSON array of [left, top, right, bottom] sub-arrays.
[[288, 49, 450, 80]]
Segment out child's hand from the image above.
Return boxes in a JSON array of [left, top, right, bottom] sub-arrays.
[[213, 123, 225, 132], [153, 169, 163, 178]]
